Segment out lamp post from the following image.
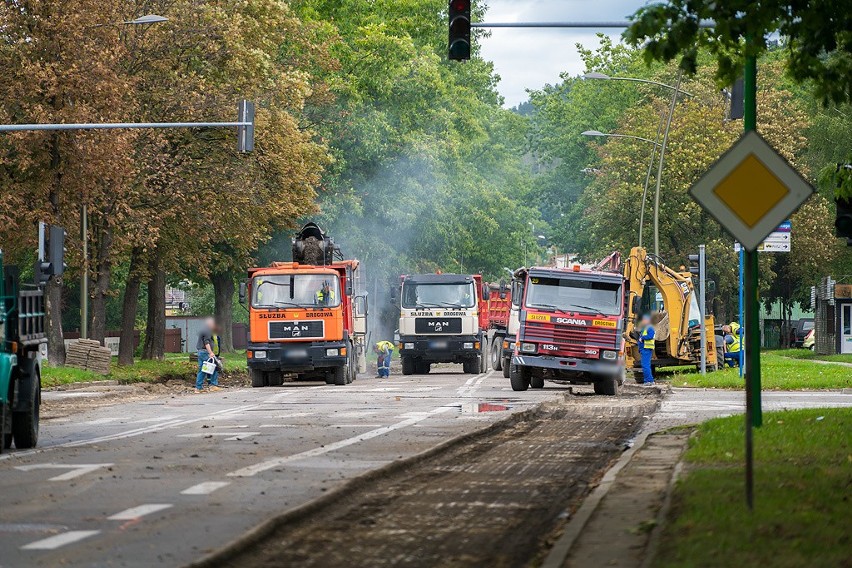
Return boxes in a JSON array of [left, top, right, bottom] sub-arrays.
[[79, 14, 167, 340], [581, 130, 661, 247], [583, 72, 690, 256]]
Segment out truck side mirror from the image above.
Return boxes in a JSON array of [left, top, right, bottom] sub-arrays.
[[238, 281, 247, 304], [355, 294, 369, 316], [345, 268, 353, 296], [632, 296, 641, 316]]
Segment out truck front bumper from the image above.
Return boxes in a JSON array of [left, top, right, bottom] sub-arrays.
[[247, 341, 347, 372], [512, 354, 622, 376], [399, 335, 481, 363]]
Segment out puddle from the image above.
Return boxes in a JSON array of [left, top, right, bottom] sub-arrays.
[[459, 402, 512, 414]]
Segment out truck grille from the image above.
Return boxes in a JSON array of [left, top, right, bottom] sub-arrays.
[[524, 320, 618, 358], [414, 317, 462, 334], [269, 320, 324, 340]]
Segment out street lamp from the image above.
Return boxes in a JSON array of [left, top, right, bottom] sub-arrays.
[[583, 71, 689, 256], [79, 14, 167, 340], [581, 130, 661, 248]]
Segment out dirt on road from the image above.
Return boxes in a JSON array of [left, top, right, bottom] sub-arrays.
[[217, 389, 660, 568]]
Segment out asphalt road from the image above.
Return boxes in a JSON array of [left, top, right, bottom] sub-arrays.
[[0, 369, 569, 567]]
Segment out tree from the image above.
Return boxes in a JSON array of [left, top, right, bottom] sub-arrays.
[[624, 1, 852, 105]]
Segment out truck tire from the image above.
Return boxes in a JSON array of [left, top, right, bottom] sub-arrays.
[[401, 356, 415, 376], [479, 345, 487, 373], [530, 375, 544, 389], [491, 340, 503, 371], [502, 358, 510, 378], [12, 370, 39, 449], [596, 375, 618, 396], [2, 402, 11, 450], [267, 372, 284, 387], [250, 369, 266, 388], [509, 363, 530, 391], [714, 346, 725, 371], [415, 361, 430, 374], [333, 365, 347, 386], [462, 358, 478, 374]]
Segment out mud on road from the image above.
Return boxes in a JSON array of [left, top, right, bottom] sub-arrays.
[[218, 389, 660, 568]]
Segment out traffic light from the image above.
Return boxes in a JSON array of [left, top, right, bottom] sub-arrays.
[[729, 76, 744, 120], [688, 253, 700, 275], [35, 223, 66, 285], [837, 197, 852, 245], [448, 0, 471, 61]]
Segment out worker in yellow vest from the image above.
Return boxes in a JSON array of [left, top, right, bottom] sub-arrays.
[[374, 340, 395, 378], [724, 322, 742, 368], [638, 314, 656, 385]]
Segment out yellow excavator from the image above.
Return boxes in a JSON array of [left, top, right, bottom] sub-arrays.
[[623, 246, 720, 381]]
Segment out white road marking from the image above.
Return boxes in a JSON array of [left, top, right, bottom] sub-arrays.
[[178, 432, 260, 439], [228, 406, 455, 477], [181, 481, 231, 495], [21, 530, 101, 550], [14, 463, 114, 481], [331, 424, 384, 428], [108, 504, 173, 520], [456, 371, 491, 398]]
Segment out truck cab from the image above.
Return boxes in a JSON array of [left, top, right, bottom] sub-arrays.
[[510, 264, 626, 395], [398, 273, 487, 375]]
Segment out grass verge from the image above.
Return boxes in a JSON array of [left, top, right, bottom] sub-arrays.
[[655, 408, 851, 568], [42, 351, 248, 388], [770, 348, 852, 364], [664, 352, 852, 390]]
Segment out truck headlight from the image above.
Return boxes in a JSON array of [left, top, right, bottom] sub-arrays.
[[326, 348, 339, 357], [602, 350, 617, 360], [253, 350, 267, 359], [463, 342, 474, 349], [521, 342, 537, 353], [404, 342, 414, 350]]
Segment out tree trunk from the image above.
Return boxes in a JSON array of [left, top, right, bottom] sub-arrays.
[[142, 254, 166, 360], [211, 271, 234, 353], [118, 247, 144, 366], [45, 277, 66, 365], [89, 225, 113, 345]]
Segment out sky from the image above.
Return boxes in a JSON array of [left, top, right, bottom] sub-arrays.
[[478, 0, 650, 107]]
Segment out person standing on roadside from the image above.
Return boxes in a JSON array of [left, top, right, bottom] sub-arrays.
[[637, 314, 656, 385], [196, 317, 222, 393]]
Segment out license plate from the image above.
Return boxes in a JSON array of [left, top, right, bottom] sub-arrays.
[[284, 349, 308, 359], [430, 340, 448, 349]]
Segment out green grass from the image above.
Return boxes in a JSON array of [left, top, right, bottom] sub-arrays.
[[770, 348, 852, 364], [655, 408, 852, 568], [42, 351, 248, 388], [664, 352, 852, 390]]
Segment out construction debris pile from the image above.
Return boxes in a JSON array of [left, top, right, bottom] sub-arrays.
[[65, 339, 112, 375]]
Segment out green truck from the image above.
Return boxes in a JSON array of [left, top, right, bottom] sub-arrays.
[[1, 224, 64, 453]]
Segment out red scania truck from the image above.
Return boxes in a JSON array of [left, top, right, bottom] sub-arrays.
[[509, 254, 626, 395]]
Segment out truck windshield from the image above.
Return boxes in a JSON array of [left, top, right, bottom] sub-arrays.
[[401, 282, 476, 309], [525, 276, 622, 316], [252, 274, 341, 308]]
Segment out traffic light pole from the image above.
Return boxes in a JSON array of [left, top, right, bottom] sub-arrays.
[[743, 50, 761, 511]]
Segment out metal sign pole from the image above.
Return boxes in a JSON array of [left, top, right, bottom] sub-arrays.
[[699, 244, 706, 374], [743, 50, 761, 512], [739, 247, 745, 376]]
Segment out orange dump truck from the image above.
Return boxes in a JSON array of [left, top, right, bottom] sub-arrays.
[[240, 223, 368, 386]]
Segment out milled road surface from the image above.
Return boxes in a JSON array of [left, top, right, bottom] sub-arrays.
[[1, 369, 643, 567], [222, 393, 658, 568]]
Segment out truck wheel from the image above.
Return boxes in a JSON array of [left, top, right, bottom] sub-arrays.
[[332, 365, 347, 385], [462, 359, 478, 374], [2, 402, 11, 450], [491, 340, 503, 371], [479, 346, 487, 373], [632, 368, 644, 385], [401, 356, 415, 376], [530, 375, 544, 389], [502, 358, 510, 378], [415, 361, 430, 374], [267, 372, 284, 387], [598, 375, 618, 396], [509, 363, 530, 391], [250, 369, 266, 388], [12, 370, 39, 449]]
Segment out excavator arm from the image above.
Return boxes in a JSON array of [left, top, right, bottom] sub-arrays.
[[623, 247, 697, 367]]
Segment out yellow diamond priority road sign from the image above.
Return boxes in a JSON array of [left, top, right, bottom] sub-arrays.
[[689, 131, 813, 252]]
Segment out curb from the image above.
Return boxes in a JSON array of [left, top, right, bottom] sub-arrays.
[[540, 394, 663, 568], [184, 402, 545, 568]]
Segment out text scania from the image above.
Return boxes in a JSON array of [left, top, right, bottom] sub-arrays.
[[554, 317, 589, 326]]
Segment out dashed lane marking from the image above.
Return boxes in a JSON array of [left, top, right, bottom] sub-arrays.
[[178, 432, 260, 440], [21, 530, 101, 550], [14, 463, 114, 481], [228, 405, 455, 478], [108, 504, 173, 521], [181, 482, 231, 495]]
